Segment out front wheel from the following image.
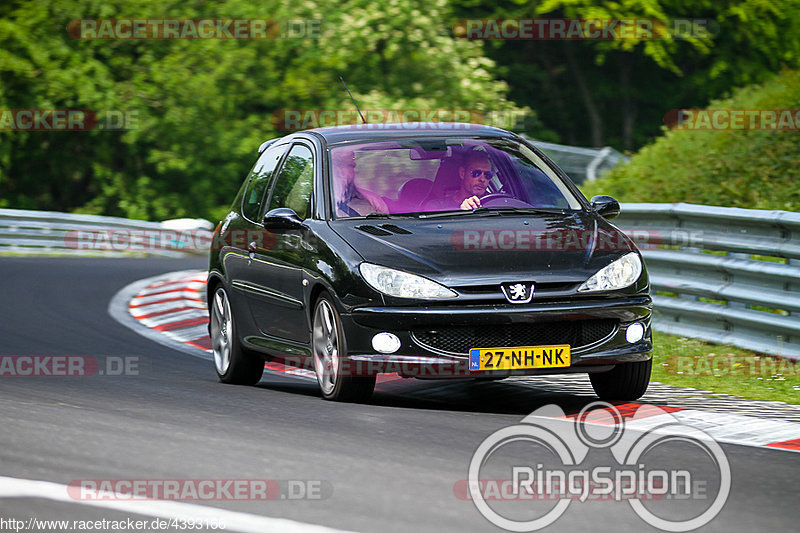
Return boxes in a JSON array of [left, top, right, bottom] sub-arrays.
[[312, 294, 375, 402], [210, 286, 264, 385], [589, 358, 652, 401]]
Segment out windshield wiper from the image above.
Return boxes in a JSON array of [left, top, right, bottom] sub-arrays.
[[350, 212, 415, 219], [418, 210, 476, 218], [471, 207, 564, 215], [419, 207, 563, 218]]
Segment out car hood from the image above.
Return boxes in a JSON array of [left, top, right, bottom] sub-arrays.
[[329, 211, 637, 287]]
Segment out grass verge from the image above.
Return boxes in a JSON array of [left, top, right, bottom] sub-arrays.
[[650, 330, 800, 404]]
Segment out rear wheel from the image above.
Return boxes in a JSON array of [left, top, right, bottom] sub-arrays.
[[312, 294, 375, 402], [210, 286, 264, 385], [589, 358, 652, 401]]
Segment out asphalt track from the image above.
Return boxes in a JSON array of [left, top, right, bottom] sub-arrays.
[[0, 256, 797, 533]]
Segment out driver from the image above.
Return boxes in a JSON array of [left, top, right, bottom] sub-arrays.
[[426, 150, 493, 211]]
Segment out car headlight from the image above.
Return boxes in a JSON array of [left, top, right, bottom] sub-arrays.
[[359, 263, 457, 299], [578, 252, 642, 292]]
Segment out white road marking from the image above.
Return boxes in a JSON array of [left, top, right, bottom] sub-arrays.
[[129, 301, 206, 317], [130, 291, 205, 306], [163, 324, 212, 342], [0, 476, 358, 533], [139, 309, 208, 328], [108, 270, 212, 360], [672, 410, 800, 446], [137, 282, 206, 297]]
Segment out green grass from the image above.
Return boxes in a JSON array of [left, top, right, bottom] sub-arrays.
[[650, 331, 800, 404], [750, 254, 789, 264]]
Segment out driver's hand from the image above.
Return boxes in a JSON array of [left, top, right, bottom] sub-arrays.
[[460, 196, 481, 210]]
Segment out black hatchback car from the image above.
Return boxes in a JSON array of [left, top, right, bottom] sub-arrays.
[[208, 123, 652, 402]]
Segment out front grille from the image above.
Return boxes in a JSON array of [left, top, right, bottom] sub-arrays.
[[455, 282, 578, 295], [412, 319, 617, 355]]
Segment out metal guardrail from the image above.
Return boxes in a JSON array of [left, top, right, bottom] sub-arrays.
[[524, 136, 628, 184], [616, 203, 800, 359], [0, 208, 213, 257]]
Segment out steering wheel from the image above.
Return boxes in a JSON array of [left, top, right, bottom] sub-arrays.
[[478, 193, 534, 209]]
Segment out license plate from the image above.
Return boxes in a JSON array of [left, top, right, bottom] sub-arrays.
[[469, 345, 570, 371]]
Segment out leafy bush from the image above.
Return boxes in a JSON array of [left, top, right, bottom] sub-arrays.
[[581, 70, 800, 211]]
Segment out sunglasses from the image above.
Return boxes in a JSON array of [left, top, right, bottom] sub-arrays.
[[469, 169, 494, 179]]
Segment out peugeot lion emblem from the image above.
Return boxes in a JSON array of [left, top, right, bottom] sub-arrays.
[[501, 282, 534, 304]]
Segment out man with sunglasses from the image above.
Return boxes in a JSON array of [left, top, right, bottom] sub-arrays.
[[454, 150, 494, 210], [421, 150, 495, 211]]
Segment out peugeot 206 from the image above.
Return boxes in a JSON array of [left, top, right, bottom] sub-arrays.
[[207, 123, 652, 402]]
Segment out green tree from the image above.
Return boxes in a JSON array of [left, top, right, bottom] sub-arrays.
[[451, 0, 800, 150], [0, 0, 522, 221], [581, 69, 800, 211]]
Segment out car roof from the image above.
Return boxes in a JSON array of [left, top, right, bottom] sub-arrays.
[[302, 122, 519, 145]]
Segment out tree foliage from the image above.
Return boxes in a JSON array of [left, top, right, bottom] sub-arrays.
[[0, 0, 520, 221], [581, 69, 800, 211], [450, 0, 800, 149], [1, 0, 798, 220]]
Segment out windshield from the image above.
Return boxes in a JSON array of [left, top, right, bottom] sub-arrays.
[[328, 137, 583, 219]]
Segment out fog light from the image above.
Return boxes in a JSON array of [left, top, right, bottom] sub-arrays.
[[626, 323, 645, 343], [372, 332, 401, 354]]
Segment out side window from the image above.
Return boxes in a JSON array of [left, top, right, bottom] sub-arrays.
[[268, 144, 314, 219], [241, 144, 287, 222]]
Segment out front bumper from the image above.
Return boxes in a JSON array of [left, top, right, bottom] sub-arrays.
[[336, 294, 653, 378]]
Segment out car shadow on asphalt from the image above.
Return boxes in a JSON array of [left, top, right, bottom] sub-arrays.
[[255, 373, 607, 416]]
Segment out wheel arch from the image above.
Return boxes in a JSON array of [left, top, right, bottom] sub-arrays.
[[308, 281, 332, 324], [206, 271, 225, 306]]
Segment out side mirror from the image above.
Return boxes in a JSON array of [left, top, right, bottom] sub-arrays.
[[262, 208, 303, 229], [590, 195, 620, 220]]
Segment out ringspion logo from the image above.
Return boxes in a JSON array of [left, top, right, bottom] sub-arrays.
[[463, 402, 730, 531]]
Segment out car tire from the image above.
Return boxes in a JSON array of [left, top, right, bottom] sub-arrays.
[[312, 293, 375, 402], [589, 358, 652, 401], [210, 286, 264, 385]]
